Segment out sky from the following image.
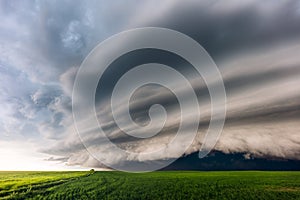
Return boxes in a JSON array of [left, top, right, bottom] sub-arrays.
[[0, 0, 300, 170]]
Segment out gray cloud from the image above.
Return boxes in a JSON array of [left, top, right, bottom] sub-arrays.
[[1, 0, 300, 169]]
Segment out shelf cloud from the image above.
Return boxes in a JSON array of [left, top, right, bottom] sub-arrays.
[[0, 0, 299, 169]]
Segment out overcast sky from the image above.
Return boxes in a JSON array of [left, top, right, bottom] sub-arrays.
[[0, 0, 300, 170]]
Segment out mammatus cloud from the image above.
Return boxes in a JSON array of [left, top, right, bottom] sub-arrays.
[[0, 0, 299, 169]]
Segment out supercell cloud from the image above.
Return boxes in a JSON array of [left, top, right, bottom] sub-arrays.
[[0, 0, 299, 169]]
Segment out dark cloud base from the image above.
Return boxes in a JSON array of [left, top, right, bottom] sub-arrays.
[[162, 151, 300, 171]]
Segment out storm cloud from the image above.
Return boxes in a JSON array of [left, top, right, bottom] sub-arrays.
[[0, 0, 299, 169]]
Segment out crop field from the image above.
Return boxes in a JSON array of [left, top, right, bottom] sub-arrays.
[[0, 171, 299, 199]]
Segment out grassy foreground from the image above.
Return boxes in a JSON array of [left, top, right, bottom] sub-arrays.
[[0, 171, 299, 199]]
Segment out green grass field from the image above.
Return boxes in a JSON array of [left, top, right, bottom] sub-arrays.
[[0, 171, 299, 200]]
